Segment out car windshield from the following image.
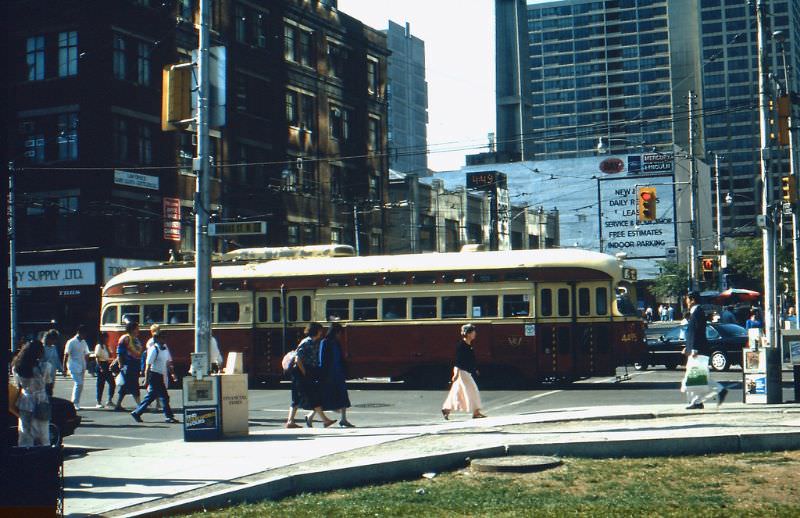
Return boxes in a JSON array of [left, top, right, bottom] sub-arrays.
[[714, 323, 747, 337]]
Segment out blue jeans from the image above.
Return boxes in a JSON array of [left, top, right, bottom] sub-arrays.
[[132, 373, 173, 418]]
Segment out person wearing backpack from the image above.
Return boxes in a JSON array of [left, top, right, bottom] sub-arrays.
[[131, 324, 178, 423]]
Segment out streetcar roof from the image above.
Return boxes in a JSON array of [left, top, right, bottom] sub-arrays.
[[104, 248, 626, 290]]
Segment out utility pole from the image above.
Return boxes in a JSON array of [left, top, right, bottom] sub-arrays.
[[775, 29, 800, 327], [193, 0, 211, 375], [353, 202, 360, 256], [688, 90, 700, 291], [756, 0, 781, 403], [8, 162, 17, 353], [714, 153, 724, 290]]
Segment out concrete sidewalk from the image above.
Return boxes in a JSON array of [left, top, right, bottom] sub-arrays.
[[61, 403, 800, 517]]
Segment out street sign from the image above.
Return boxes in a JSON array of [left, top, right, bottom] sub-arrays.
[[208, 221, 267, 236]]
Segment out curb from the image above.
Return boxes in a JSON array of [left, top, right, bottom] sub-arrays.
[[116, 430, 800, 518]]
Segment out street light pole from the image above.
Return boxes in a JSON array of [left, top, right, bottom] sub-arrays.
[[714, 153, 724, 290], [688, 90, 700, 291], [193, 0, 211, 375]]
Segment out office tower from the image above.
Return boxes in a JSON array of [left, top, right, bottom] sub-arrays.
[[384, 21, 429, 174]]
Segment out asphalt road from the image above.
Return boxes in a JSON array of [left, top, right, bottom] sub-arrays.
[[54, 366, 798, 455]]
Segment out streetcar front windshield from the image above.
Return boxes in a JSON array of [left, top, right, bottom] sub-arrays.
[[615, 281, 639, 316]]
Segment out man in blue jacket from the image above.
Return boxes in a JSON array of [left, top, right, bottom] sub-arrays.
[[684, 291, 728, 409]]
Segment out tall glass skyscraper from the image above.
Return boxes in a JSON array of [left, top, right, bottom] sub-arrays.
[[497, 0, 800, 238]]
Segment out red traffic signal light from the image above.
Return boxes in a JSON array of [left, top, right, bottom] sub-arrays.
[[637, 186, 657, 222], [701, 258, 714, 272]]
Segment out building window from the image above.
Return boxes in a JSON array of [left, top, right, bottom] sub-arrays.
[[57, 113, 78, 161], [370, 234, 381, 252], [114, 118, 129, 161], [179, 0, 194, 20], [113, 35, 127, 80], [330, 164, 344, 199], [24, 134, 46, 163], [367, 57, 378, 96], [301, 94, 314, 131], [285, 23, 314, 67], [26, 36, 45, 81], [301, 160, 315, 193], [237, 5, 268, 47], [137, 42, 151, 86], [368, 117, 380, 151], [286, 91, 298, 126], [368, 175, 379, 201], [138, 124, 152, 164], [287, 224, 299, 245], [331, 227, 341, 243], [235, 5, 247, 42], [327, 40, 347, 78], [329, 105, 350, 140], [58, 31, 78, 77]]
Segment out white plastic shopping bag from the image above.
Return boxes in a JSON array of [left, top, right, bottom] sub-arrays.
[[681, 354, 709, 393]]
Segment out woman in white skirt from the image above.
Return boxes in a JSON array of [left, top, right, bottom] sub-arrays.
[[442, 323, 486, 420]]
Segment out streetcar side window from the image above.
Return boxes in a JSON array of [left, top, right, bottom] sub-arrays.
[[218, 302, 239, 323], [382, 298, 407, 320], [558, 288, 570, 316], [272, 297, 281, 323], [442, 296, 467, 318], [578, 288, 590, 316], [257, 297, 267, 322], [596, 288, 608, 315], [121, 305, 140, 324], [288, 296, 298, 322], [503, 295, 530, 317], [143, 304, 164, 324], [167, 304, 190, 324], [102, 306, 118, 325], [354, 298, 378, 320], [540, 289, 553, 316], [302, 296, 312, 321], [472, 295, 498, 318], [326, 299, 350, 321], [412, 297, 437, 319]]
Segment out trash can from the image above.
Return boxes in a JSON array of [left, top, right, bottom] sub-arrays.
[[0, 445, 63, 516]]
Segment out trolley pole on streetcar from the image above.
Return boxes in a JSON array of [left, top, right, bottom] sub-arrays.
[[193, 0, 211, 375]]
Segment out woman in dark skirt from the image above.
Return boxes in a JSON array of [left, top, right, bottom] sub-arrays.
[[114, 320, 143, 410], [319, 323, 354, 428], [290, 323, 336, 428]]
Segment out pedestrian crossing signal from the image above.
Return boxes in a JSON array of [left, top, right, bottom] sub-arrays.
[[637, 186, 657, 222], [701, 258, 714, 272]]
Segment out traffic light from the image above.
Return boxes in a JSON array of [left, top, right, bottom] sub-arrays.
[[637, 186, 657, 222], [781, 176, 797, 203], [161, 65, 192, 131], [778, 95, 791, 146], [701, 257, 715, 283]]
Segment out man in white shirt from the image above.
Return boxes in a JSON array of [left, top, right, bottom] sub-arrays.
[[131, 324, 178, 423], [63, 325, 91, 410]]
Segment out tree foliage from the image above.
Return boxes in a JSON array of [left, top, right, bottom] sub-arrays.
[[651, 260, 688, 300], [725, 237, 793, 294]]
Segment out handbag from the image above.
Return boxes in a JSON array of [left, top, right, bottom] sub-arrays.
[[282, 350, 297, 374], [33, 399, 52, 421], [115, 372, 125, 387]]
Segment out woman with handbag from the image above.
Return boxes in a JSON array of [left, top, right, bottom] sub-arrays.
[[441, 323, 487, 420], [114, 320, 144, 411], [12, 340, 53, 446], [94, 331, 116, 408]]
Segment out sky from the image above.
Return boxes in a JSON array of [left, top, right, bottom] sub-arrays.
[[337, 0, 497, 172]]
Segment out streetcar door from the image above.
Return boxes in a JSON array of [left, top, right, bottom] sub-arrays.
[[572, 282, 613, 377], [254, 290, 314, 379], [536, 283, 575, 377]]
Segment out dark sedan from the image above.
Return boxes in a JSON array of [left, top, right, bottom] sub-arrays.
[[637, 323, 748, 371]]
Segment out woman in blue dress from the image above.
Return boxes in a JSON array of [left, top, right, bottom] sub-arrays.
[[319, 323, 354, 428], [113, 320, 143, 410]]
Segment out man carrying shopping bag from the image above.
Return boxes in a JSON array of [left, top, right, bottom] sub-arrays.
[[683, 291, 728, 409]]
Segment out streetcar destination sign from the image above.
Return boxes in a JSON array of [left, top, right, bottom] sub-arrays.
[[208, 221, 267, 236]]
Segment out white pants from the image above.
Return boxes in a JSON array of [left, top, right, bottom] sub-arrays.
[[18, 411, 50, 447], [70, 369, 85, 406]]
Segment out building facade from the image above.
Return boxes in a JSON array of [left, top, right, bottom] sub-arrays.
[[386, 172, 559, 255], [7, 0, 389, 338], [383, 21, 429, 175]]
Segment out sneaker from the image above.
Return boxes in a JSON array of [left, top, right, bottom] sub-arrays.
[[685, 402, 704, 410], [95, 403, 104, 409], [131, 412, 143, 423], [165, 417, 179, 424], [717, 388, 728, 407]]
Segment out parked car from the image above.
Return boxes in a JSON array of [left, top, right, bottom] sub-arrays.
[[8, 385, 82, 446], [636, 323, 748, 371]]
